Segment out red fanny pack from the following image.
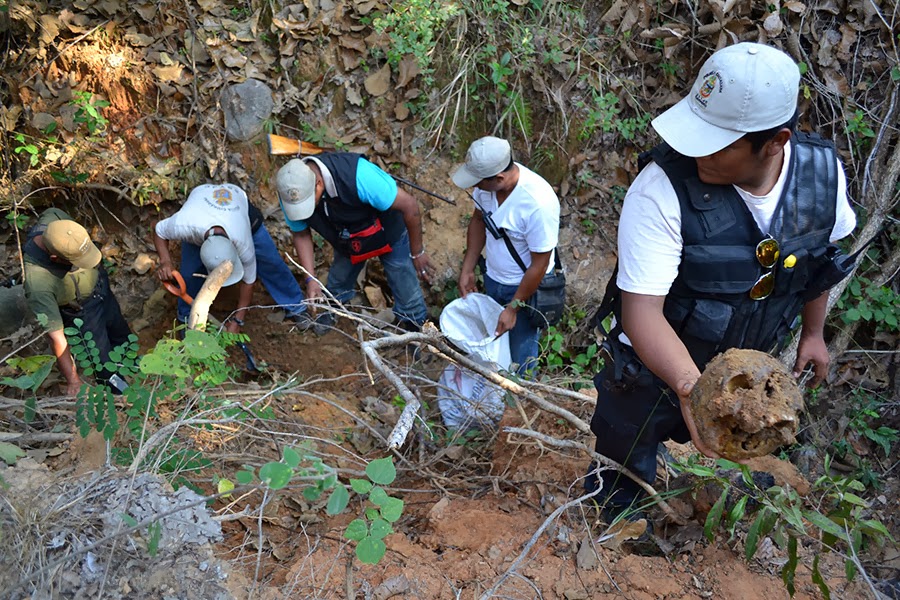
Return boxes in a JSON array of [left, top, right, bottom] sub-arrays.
[[343, 218, 393, 264]]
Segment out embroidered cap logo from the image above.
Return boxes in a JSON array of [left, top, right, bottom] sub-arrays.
[[213, 187, 233, 206], [694, 71, 722, 108]]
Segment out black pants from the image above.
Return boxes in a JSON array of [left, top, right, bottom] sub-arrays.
[[586, 363, 690, 509], [60, 269, 132, 387]]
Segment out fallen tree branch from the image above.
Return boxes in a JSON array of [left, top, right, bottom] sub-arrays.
[[356, 325, 688, 524], [0, 432, 72, 444]]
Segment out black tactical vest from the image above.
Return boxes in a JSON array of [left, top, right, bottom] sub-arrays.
[[304, 153, 406, 255], [644, 132, 840, 369]]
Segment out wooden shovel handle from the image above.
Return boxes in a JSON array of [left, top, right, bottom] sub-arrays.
[[267, 134, 325, 156]]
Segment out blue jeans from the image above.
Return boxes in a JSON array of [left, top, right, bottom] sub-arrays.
[[177, 226, 305, 322], [326, 231, 428, 326], [484, 273, 540, 374]]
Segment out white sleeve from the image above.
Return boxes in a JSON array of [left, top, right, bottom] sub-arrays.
[[155, 217, 175, 240], [523, 204, 560, 253], [616, 163, 684, 296], [829, 159, 857, 243]]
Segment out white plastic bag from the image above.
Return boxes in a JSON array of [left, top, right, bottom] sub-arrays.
[[439, 293, 511, 370], [437, 364, 506, 430], [436, 294, 510, 430]]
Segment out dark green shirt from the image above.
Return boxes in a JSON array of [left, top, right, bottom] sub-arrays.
[[23, 209, 99, 332]]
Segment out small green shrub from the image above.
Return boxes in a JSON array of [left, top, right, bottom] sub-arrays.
[[675, 456, 893, 599], [836, 274, 900, 331]]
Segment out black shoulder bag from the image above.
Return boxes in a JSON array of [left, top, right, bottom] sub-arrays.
[[498, 229, 566, 328]]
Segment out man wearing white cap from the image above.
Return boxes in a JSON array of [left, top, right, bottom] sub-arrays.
[[451, 136, 561, 374], [153, 183, 309, 332], [274, 154, 431, 331], [587, 43, 856, 521], [23, 208, 132, 395]]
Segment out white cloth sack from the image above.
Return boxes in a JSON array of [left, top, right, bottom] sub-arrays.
[[437, 294, 511, 430]]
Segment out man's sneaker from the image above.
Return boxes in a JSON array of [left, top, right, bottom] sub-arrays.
[[290, 311, 334, 336]]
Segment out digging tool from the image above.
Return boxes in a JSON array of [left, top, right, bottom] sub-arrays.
[[267, 133, 326, 156], [162, 270, 260, 372], [266, 134, 456, 205]]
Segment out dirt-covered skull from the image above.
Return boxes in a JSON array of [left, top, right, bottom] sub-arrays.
[[690, 348, 804, 460]]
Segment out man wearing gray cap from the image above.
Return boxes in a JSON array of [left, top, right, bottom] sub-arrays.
[[153, 183, 309, 333], [587, 43, 856, 522], [451, 136, 561, 374], [274, 154, 432, 332], [23, 208, 132, 395]]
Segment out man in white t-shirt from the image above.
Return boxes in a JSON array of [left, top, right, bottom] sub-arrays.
[[153, 183, 307, 333], [452, 136, 561, 373], [587, 43, 857, 522]]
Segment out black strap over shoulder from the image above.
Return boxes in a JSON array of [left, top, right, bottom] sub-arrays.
[[498, 227, 562, 273]]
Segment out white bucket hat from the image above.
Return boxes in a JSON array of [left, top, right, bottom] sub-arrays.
[[651, 43, 801, 157], [199, 234, 244, 287]]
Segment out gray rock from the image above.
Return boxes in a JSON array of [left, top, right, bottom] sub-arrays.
[[0, 285, 33, 337], [220, 79, 274, 142]]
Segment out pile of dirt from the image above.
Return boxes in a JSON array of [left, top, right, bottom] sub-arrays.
[[691, 348, 804, 460]]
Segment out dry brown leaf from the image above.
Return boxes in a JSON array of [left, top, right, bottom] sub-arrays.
[[364, 63, 391, 96], [153, 64, 189, 84], [213, 46, 249, 69], [821, 67, 850, 95], [347, 86, 363, 106], [339, 36, 366, 52], [124, 28, 153, 47], [133, 2, 157, 20], [38, 15, 61, 45], [394, 102, 410, 120], [596, 518, 648, 551], [340, 48, 363, 70], [59, 9, 92, 33], [1, 105, 23, 132], [396, 55, 420, 88], [356, 1, 378, 15], [837, 23, 858, 60]]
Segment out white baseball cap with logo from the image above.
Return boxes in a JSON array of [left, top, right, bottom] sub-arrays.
[[451, 136, 512, 188], [651, 42, 801, 158], [199, 234, 244, 287], [276, 159, 317, 222]]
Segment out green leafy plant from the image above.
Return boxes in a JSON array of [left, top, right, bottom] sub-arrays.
[[845, 388, 898, 457], [371, 0, 461, 86], [5, 211, 29, 230], [70, 91, 110, 135], [345, 457, 404, 564], [675, 457, 893, 599], [836, 274, 900, 331], [13, 133, 41, 167], [845, 109, 875, 152], [539, 307, 603, 385], [1, 355, 55, 423]]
